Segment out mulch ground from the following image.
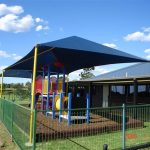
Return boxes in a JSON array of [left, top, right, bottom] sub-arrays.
[[35, 112, 143, 142], [0, 122, 18, 150]]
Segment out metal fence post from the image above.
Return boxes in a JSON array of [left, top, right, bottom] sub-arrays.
[[103, 144, 108, 150], [68, 93, 72, 127], [122, 103, 126, 150], [59, 93, 63, 123], [32, 109, 37, 150], [86, 93, 90, 124], [11, 103, 13, 140], [52, 92, 55, 120]]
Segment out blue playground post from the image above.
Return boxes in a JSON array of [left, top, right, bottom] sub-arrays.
[[56, 73, 59, 94], [46, 65, 51, 116], [122, 104, 126, 150], [41, 69, 45, 110], [68, 93, 72, 127], [86, 93, 90, 124], [34, 95, 36, 109], [52, 92, 55, 120], [59, 93, 63, 122], [62, 68, 66, 93]]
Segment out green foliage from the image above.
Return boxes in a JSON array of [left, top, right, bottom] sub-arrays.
[[79, 67, 95, 80], [3, 82, 31, 101]]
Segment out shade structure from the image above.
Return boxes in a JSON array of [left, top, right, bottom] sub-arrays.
[[2, 36, 149, 78], [0, 70, 43, 78]]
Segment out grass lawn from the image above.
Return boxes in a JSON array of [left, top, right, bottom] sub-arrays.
[[36, 122, 150, 150]]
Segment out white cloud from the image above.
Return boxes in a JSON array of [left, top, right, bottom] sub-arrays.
[[0, 65, 7, 71], [144, 48, 150, 53], [69, 69, 82, 81], [12, 53, 22, 61], [124, 27, 150, 42], [35, 25, 42, 31], [0, 3, 49, 33], [35, 25, 49, 31], [0, 14, 34, 33], [0, 50, 10, 58], [0, 50, 22, 61], [68, 67, 109, 81], [91, 66, 109, 76], [103, 43, 117, 49], [143, 27, 150, 32], [146, 55, 150, 59], [0, 3, 23, 16], [35, 17, 43, 23], [144, 48, 150, 59]]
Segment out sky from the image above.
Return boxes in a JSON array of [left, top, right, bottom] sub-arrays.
[[0, 0, 150, 83]]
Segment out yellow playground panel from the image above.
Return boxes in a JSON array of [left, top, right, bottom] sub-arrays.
[[42, 78, 68, 112], [43, 79, 63, 94]]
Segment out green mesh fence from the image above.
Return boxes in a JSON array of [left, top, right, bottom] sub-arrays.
[[0, 99, 35, 150], [35, 105, 150, 150], [1, 98, 150, 150], [125, 105, 150, 149], [35, 107, 123, 150]]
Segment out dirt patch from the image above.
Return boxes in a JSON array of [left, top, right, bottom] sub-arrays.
[[0, 122, 18, 150]]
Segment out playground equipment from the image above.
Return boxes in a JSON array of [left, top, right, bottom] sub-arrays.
[[34, 67, 90, 127], [35, 76, 65, 110]]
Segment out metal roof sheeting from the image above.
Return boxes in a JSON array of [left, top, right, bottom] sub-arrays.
[[91, 63, 150, 81]]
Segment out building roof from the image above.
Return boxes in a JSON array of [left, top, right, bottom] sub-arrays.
[[90, 62, 150, 81]]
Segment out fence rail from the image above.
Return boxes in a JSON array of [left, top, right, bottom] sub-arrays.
[[0, 99, 34, 150], [0, 98, 150, 149]]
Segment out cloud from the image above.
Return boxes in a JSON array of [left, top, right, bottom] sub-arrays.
[[69, 69, 82, 81], [35, 25, 49, 31], [0, 65, 7, 71], [124, 27, 150, 42], [35, 17, 43, 23], [92, 66, 109, 76], [144, 48, 150, 59], [12, 53, 22, 61], [0, 50, 10, 58], [0, 50, 22, 61], [144, 48, 150, 53], [0, 3, 49, 33], [0, 3, 23, 16], [143, 27, 150, 32], [0, 14, 34, 33], [68, 67, 109, 81], [103, 43, 117, 49]]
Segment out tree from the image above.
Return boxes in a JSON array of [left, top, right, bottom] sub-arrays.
[[79, 67, 95, 80]]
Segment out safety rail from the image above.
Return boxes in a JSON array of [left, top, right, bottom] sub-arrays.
[[1, 98, 150, 149]]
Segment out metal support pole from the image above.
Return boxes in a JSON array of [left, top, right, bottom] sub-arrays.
[[32, 109, 37, 150], [56, 73, 59, 94], [62, 68, 66, 93], [133, 79, 138, 105], [68, 93, 72, 127], [86, 93, 90, 124], [52, 92, 55, 120], [0, 70, 4, 98], [41, 69, 45, 110], [34, 95, 36, 109], [29, 45, 38, 143], [66, 74, 69, 95], [122, 103, 126, 150], [46, 65, 51, 114], [59, 93, 63, 122]]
